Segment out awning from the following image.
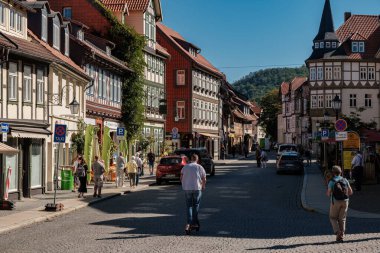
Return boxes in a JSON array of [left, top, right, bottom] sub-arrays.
[[199, 132, 221, 139], [0, 142, 18, 155], [10, 126, 51, 139]]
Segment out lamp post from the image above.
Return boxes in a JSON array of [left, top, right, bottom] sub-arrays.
[[331, 94, 342, 166]]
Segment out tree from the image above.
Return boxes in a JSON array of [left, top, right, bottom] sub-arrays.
[[342, 107, 377, 133], [258, 89, 281, 141]]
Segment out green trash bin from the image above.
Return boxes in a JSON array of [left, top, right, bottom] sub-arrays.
[[61, 170, 74, 190]]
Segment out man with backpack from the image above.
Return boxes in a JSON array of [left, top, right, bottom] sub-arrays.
[[326, 165, 353, 242]]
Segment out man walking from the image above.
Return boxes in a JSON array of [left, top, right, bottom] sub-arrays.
[[147, 149, 155, 175], [92, 156, 105, 198], [135, 154, 143, 186], [127, 156, 138, 188], [180, 154, 206, 234], [327, 165, 353, 242], [116, 152, 126, 188], [351, 151, 364, 191]]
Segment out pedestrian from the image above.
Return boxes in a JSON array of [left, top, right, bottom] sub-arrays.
[[351, 151, 364, 191], [76, 156, 88, 198], [92, 156, 105, 198], [243, 144, 248, 158], [180, 154, 206, 234], [260, 149, 268, 168], [127, 156, 138, 188], [256, 147, 261, 168], [135, 153, 143, 186], [327, 165, 353, 242], [305, 149, 312, 166], [231, 145, 236, 158], [72, 155, 81, 192], [147, 149, 156, 175], [116, 152, 126, 188]]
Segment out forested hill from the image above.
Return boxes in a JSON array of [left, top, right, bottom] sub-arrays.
[[232, 66, 308, 102]]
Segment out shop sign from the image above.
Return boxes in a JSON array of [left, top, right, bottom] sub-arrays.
[[54, 124, 67, 143], [343, 151, 356, 170], [104, 120, 119, 130], [335, 131, 348, 141], [343, 132, 360, 149]]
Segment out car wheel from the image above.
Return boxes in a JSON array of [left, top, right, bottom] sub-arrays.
[[210, 166, 215, 176], [156, 179, 162, 185]]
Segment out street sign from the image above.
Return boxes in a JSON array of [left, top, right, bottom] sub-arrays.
[[335, 119, 347, 132], [2, 132, 7, 142], [53, 124, 67, 143], [335, 131, 348, 141], [172, 133, 180, 139], [321, 129, 329, 140], [116, 127, 125, 140], [171, 127, 178, 135], [1, 123, 9, 133]]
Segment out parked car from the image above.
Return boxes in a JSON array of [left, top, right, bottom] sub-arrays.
[[156, 156, 187, 185], [277, 144, 299, 160], [277, 151, 304, 174], [174, 148, 215, 176]]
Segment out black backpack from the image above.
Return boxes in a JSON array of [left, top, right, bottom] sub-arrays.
[[332, 178, 349, 201]]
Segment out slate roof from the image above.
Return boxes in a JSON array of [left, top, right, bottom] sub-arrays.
[[157, 23, 223, 77], [314, 0, 338, 41]]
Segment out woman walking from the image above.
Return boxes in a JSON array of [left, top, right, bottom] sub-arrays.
[[76, 157, 88, 198]]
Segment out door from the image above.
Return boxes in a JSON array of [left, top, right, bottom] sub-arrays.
[[22, 140, 31, 198]]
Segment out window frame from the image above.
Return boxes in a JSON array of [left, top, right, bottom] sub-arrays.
[[0, 3, 5, 26], [64, 28, 69, 56], [368, 67, 375, 81], [53, 20, 60, 50], [62, 7, 72, 19], [333, 66, 341, 80], [176, 70, 186, 86], [41, 12, 47, 41], [8, 62, 18, 101], [176, 101, 185, 119], [360, 67, 367, 80], [325, 66, 332, 80], [365, 94, 372, 108], [310, 68, 316, 81], [352, 42, 358, 53], [358, 42, 365, 53], [23, 65, 32, 103], [349, 94, 357, 107], [36, 68, 44, 105], [317, 67, 323, 80]]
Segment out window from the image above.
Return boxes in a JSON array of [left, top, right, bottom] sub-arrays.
[[118, 77, 122, 103], [320, 42, 324, 48], [326, 42, 331, 48], [365, 94, 372, 107], [177, 101, 185, 119], [176, 70, 185, 85], [360, 67, 367, 80], [8, 63, 17, 101], [352, 42, 358, 52], [325, 94, 332, 108], [102, 71, 108, 100], [41, 13, 47, 41], [349, 94, 357, 107], [10, 10, 15, 30], [16, 12, 22, 32], [36, 69, 44, 104], [144, 13, 156, 44], [314, 42, 319, 49], [62, 7, 72, 19], [77, 30, 84, 41], [310, 68, 316, 80], [85, 65, 95, 96], [368, 67, 375, 81], [98, 69, 103, 98], [333, 66, 341, 80], [53, 21, 60, 49], [332, 42, 337, 48], [311, 95, 317, 108], [325, 67, 332, 80], [358, 42, 365, 53], [23, 66, 32, 102], [317, 67, 323, 80], [0, 3, 4, 25], [318, 95, 324, 108], [64, 29, 69, 56]]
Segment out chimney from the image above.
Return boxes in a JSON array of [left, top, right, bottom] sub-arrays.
[[344, 12, 351, 22]]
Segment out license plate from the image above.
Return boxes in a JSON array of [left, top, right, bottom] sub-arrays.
[[285, 164, 293, 167], [166, 174, 176, 178]]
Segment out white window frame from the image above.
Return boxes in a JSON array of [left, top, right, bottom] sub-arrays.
[[53, 20, 60, 50], [349, 94, 357, 107], [41, 12, 47, 41], [325, 94, 332, 108], [320, 42, 324, 48], [62, 7, 72, 19], [77, 30, 84, 41], [368, 67, 375, 81], [36, 69, 44, 105], [64, 29, 69, 56], [8, 62, 17, 101], [177, 101, 185, 119], [326, 42, 331, 48], [318, 95, 324, 108], [314, 42, 319, 49], [325, 67, 332, 80], [365, 94, 372, 108], [10, 10, 15, 30], [332, 42, 337, 48], [23, 66, 32, 102], [360, 67, 367, 80], [310, 68, 316, 81], [358, 42, 365, 53], [0, 3, 4, 26], [176, 70, 185, 85], [317, 67, 323, 80], [352, 42, 358, 52], [333, 66, 341, 80]]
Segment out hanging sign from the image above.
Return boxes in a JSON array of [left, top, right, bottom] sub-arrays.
[[54, 124, 67, 143]]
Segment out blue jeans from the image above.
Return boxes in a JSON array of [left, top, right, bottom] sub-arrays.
[[184, 190, 202, 225]]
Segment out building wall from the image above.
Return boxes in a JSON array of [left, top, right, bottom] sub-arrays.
[[124, 11, 144, 34]]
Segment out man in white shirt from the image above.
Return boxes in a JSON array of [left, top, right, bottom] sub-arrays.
[[351, 151, 364, 191], [135, 154, 143, 186], [180, 154, 206, 234]]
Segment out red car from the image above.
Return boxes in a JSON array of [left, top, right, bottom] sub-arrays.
[[156, 156, 187, 185]]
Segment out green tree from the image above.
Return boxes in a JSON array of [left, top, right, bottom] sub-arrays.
[[258, 89, 281, 140], [342, 107, 377, 133], [71, 119, 86, 155]]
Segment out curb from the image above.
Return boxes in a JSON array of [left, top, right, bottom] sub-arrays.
[[301, 166, 315, 213]]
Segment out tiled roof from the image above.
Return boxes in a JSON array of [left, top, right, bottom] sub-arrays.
[[290, 77, 307, 91], [280, 82, 290, 95], [99, 0, 128, 12], [155, 42, 170, 57], [125, 0, 149, 11], [157, 23, 223, 77], [249, 101, 262, 114]]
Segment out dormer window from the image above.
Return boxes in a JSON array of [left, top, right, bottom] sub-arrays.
[[326, 42, 330, 48], [320, 42, 324, 48], [332, 42, 337, 48], [106, 46, 111, 56], [314, 42, 319, 49], [62, 7, 72, 19], [189, 47, 197, 57], [77, 30, 84, 41], [358, 41, 365, 53], [41, 12, 47, 41], [64, 28, 69, 56], [0, 3, 5, 26], [53, 20, 60, 50], [352, 41, 364, 53], [352, 42, 358, 52], [10, 10, 23, 34]]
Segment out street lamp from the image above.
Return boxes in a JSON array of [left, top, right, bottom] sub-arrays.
[[332, 94, 342, 120], [68, 97, 80, 115]]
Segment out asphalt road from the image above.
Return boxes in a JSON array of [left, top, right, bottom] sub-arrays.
[[1, 156, 380, 253]]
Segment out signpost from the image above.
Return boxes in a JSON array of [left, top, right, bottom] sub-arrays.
[[116, 127, 125, 140], [335, 119, 347, 132], [321, 129, 329, 141]]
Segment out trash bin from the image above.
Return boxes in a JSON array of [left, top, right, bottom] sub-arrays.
[[61, 170, 73, 190]]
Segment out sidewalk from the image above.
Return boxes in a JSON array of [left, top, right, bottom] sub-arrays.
[[301, 163, 380, 219], [0, 175, 156, 234]]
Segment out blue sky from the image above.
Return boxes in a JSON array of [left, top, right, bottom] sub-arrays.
[[160, 0, 380, 83]]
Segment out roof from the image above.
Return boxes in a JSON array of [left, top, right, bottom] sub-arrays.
[[157, 23, 223, 78], [314, 0, 338, 41], [0, 142, 19, 155], [249, 101, 262, 114], [99, 0, 128, 13], [155, 42, 170, 57], [280, 82, 290, 95], [125, 0, 149, 11], [290, 77, 307, 91]]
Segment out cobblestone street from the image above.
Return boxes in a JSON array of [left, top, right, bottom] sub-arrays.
[[1, 157, 380, 253]]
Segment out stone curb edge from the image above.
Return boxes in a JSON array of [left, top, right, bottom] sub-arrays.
[[301, 166, 316, 213]]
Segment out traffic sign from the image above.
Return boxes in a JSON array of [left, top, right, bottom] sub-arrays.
[[335, 119, 347, 132], [54, 124, 67, 143], [321, 129, 329, 140], [335, 131, 348, 141], [116, 127, 125, 140], [2, 132, 7, 142], [171, 127, 178, 135], [1, 123, 9, 133]]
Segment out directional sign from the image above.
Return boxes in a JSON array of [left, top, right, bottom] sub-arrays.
[[1, 123, 9, 133], [116, 127, 125, 140], [335, 119, 348, 132], [54, 124, 67, 143], [335, 131, 348, 141], [321, 129, 329, 141]]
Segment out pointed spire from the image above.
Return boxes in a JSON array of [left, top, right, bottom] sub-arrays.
[[314, 0, 338, 41]]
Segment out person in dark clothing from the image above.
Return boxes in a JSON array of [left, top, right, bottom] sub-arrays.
[[231, 145, 236, 158], [351, 151, 364, 191], [256, 147, 261, 168], [76, 157, 88, 198], [220, 144, 225, 160]]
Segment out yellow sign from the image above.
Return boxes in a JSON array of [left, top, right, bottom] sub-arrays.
[[343, 132, 360, 149], [343, 151, 355, 170]]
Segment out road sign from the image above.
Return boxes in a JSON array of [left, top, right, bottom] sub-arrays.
[[2, 132, 7, 142], [335, 131, 348, 141], [321, 129, 329, 140], [116, 127, 125, 140], [171, 127, 178, 135], [335, 119, 347, 132], [53, 124, 67, 143], [1, 123, 9, 133], [172, 133, 180, 139]]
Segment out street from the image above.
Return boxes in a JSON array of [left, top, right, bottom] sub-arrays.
[[1, 155, 380, 253]]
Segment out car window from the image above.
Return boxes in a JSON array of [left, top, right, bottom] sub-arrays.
[[280, 155, 299, 161], [279, 145, 298, 152], [160, 158, 182, 165]]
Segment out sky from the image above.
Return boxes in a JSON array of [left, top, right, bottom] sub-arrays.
[[160, 0, 380, 83]]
